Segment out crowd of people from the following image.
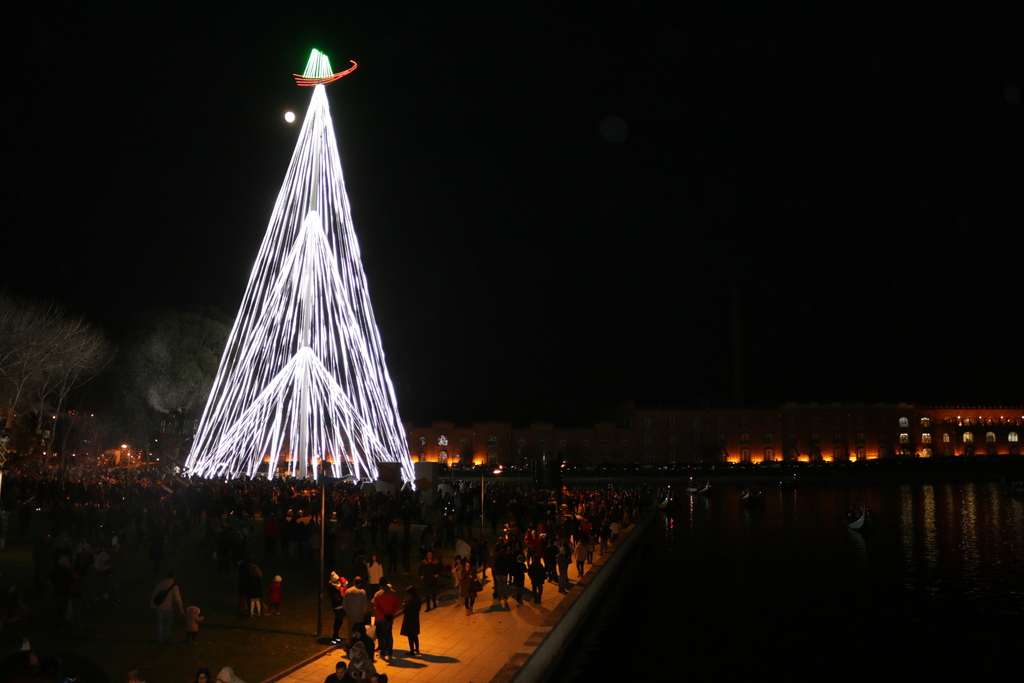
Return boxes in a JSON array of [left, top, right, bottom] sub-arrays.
[[0, 468, 658, 682]]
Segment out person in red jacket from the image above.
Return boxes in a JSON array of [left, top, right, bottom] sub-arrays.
[[372, 582, 400, 661], [268, 575, 283, 616]]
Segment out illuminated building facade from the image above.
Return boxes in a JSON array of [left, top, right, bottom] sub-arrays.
[[406, 404, 1023, 467]]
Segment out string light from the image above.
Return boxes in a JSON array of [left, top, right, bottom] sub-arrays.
[[186, 64, 412, 484]]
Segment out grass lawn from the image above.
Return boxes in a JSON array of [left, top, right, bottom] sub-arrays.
[[1, 507, 483, 683]]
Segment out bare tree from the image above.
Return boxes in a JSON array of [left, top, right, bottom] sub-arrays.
[[0, 291, 112, 461]]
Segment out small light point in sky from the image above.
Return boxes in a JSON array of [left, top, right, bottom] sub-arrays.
[[284, 111, 296, 123]]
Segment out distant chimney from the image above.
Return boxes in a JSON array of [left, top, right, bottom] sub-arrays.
[[732, 288, 744, 408]]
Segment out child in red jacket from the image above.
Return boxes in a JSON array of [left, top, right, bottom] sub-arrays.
[[268, 575, 283, 615]]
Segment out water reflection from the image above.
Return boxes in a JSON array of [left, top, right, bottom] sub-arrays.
[[556, 482, 1024, 680]]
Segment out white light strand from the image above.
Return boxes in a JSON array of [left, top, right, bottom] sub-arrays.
[[186, 84, 414, 484]]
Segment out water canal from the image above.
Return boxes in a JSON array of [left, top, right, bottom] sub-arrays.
[[552, 481, 1024, 679]]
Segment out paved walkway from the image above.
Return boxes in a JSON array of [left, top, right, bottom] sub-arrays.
[[276, 545, 622, 683]]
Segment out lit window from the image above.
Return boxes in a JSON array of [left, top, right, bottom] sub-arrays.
[[942, 433, 950, 443], [921, 433, 931, 443], [985, 432, 996, 443], [899, 417, 909, 427], [439, 451, 448, 465], [1010, 432, 1019, 442], [438, 435, 448, 446], [963, 432, 974, 443], [921, 417, 931, 428], [899, 433, 909, 444]]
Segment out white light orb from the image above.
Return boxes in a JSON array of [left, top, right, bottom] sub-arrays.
[[284, 111, 296, 123]]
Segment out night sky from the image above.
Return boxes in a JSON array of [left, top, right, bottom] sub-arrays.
[[5, 3, 1023, 425]]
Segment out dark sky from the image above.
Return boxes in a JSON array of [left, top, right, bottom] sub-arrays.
[[5, 2, 1023, 425]]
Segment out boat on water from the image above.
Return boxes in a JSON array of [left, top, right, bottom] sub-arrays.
[[685, 481, 711, 495], [846, 502, 873, 530], [1002, 478, 1024, 496], [778, 474, 798, 490], [739, 487, 766, 506]]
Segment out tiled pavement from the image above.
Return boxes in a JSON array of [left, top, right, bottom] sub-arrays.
[[273, 542, 624, 683]]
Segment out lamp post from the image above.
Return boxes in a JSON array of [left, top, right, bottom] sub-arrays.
[[481, 465, 502, 539]]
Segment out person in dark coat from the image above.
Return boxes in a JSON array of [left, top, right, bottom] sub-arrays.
[[247, 564, 263, 617], [527, 556, 545, 604], [399, 585, 421, 656]]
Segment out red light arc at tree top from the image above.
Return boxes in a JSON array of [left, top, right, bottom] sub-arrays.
[[293, 48, 357, 86]]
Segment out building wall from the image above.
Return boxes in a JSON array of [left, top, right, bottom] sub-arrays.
[[404, 405, 1023, 466]]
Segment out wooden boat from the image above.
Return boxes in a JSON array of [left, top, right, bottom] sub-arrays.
[[685, 481, 711, 495], [1002, 478, 1024, 496], [739, 487, 765, 506], [846, 503, 873, 530]]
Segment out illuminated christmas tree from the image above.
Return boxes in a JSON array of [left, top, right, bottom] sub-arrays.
[[185, 50, 413, 483]]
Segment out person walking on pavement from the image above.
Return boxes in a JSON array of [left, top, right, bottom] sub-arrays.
[[459, 560, 479, 614], [418, 550, 441, 611], [151, 570, 184, 644], [557, 542, 572, 593], [508, 554, 528, 606], [527, 555, 545, 604], [400, 585, 421, 656]]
